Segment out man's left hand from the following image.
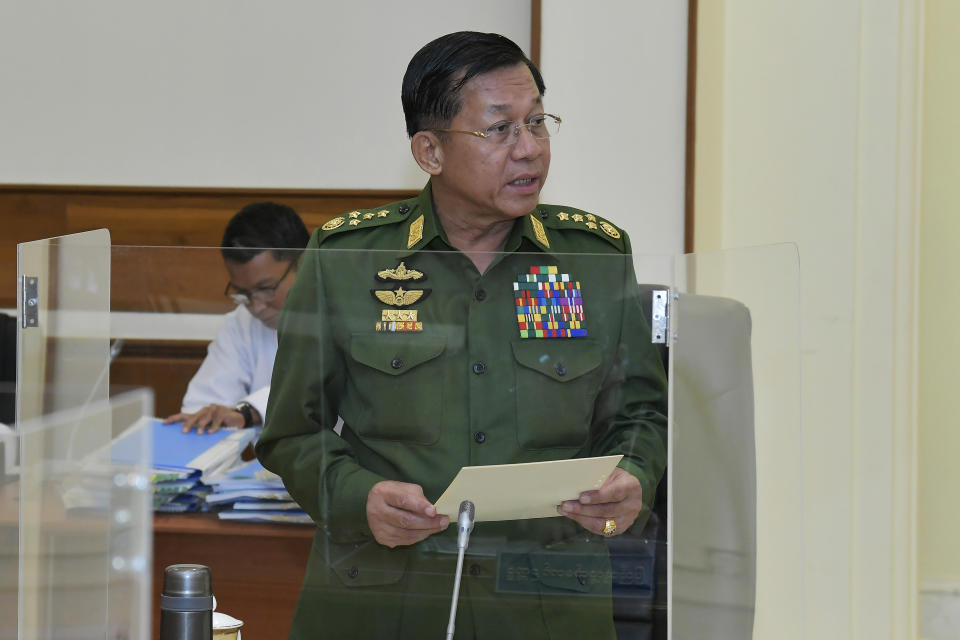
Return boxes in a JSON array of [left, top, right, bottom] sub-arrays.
[[557, 468, 643, 537]]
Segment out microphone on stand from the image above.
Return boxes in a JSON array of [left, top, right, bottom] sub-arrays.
[[456, 500, 475, 550], [445, 500, 476, 640]]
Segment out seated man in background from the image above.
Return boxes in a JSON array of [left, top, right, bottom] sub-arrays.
[[165, 201, 309, 433]]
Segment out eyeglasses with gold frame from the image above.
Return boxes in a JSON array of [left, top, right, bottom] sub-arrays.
[[429, 113, 561, 146]]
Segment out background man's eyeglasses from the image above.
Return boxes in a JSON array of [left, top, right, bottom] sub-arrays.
[[224, 260, 296, 306], [430, 113, 561, 146]]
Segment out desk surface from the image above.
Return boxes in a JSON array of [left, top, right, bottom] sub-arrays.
[[152, 513, 314, 640], [4, 482, 314, 640]]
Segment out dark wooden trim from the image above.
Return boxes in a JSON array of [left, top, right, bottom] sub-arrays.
[[153, 513, 314, 539], [684, 0, 698, 254], [530, 0, 542, 67], [0, 185, 421, 309], [116, 339, 209, 360]]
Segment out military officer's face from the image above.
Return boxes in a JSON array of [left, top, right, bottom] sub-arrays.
[[434, 63, 550, 223], [224, 251, 297, 329]]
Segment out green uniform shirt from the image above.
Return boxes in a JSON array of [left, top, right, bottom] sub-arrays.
[[258, 182, 667, 640]]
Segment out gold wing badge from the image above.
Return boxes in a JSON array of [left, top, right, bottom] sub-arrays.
[[371, 286, 430, 308]]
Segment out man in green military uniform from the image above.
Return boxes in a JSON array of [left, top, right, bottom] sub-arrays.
[[257, 31, 667, 639]]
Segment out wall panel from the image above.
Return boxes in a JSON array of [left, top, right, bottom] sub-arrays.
[[0, 185, 416, 308]]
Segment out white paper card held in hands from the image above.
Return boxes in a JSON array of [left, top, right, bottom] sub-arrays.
[[433, 455, 623, 522]]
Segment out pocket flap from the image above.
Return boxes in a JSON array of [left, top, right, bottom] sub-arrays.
[[351, 334, 445, 376], [511, 340, 603, 382]]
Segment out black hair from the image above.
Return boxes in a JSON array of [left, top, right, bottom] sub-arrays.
[[401, 31, 546, 138], [220, 201, 309, 264]]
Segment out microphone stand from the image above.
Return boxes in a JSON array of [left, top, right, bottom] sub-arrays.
[[445, 500, 475, 640]]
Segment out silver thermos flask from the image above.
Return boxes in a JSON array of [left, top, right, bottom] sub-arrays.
[[159, 564, 213, 640]]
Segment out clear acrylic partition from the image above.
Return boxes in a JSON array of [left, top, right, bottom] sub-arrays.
[[10, 231, 153, 640], [257, 246, 672, 639], [671, 244, 803, 639], [8, 239, 800, 640], [110, 244, 312, 640]]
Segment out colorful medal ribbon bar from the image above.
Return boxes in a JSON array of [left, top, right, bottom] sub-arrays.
[[514, 266, 587, 338]]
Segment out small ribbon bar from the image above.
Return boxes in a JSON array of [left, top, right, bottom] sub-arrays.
[[375, 320, 423, 333]]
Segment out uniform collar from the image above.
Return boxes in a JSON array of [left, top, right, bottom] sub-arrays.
[[402, 180, 446, 254], [515, 209, 556, 256], [399, 180, 555, 258]]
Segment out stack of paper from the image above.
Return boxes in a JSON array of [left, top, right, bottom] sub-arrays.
[[206, 459, 312, 524], [433, 455, 623, 521], [111, 418, 258, 512]]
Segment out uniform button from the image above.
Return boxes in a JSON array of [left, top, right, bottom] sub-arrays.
[[474, 432, 486, 444], [474, 288, 487, 302], [469, 564, 481, 577], [472, 362, 486, 375], [539, 208, 549, 219], [391, 358, 403, 370], [555, 362, 567, 377], [348, 566, 359, 579], [398, 204, 410, 215]]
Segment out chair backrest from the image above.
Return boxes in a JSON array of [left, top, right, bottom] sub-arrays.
[[0, 312, 15, 426], [671, 292, 756, 638], [609, 287, 756, 640]]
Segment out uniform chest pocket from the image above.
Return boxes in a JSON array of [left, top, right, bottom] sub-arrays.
[[346, 334, 447, 444], [512, 340, 605, 449]]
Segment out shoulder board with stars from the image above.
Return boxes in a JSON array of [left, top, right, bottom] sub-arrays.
[[536, 205, 626, 252], [315, 200, 416, 245]]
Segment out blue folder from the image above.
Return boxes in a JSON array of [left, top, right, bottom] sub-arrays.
[[111, 418, 235, 472]]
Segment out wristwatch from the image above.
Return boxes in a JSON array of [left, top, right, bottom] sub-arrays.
[[234, 401, 256, 428]]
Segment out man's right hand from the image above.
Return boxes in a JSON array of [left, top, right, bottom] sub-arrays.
[[366, 481, 449, 548]]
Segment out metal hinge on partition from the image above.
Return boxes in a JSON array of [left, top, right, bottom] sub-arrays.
[[22, 276, 39, 329], [651, 289, 672, 345]]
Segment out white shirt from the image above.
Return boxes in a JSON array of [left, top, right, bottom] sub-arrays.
[[181, 305, 277, 421]]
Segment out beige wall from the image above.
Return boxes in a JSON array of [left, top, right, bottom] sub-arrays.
[[0, 0, 689, 278], [695, 1, 922, 637], [539, 0, 688, 271], [919, 0, 960, 594], [0, 1, 528, 189]]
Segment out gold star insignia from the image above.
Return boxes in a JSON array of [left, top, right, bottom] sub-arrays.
[[377, 210, 390, 217], [363, 212, 375, 220], [586, 214, 596, 221], [348, 211, 361, 219], [349, 219, 361, 226], [381, 309, 419, 322], [557, 212, 570, 221], [572, 214, 584, 222], [586, 221, 598, 229]]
